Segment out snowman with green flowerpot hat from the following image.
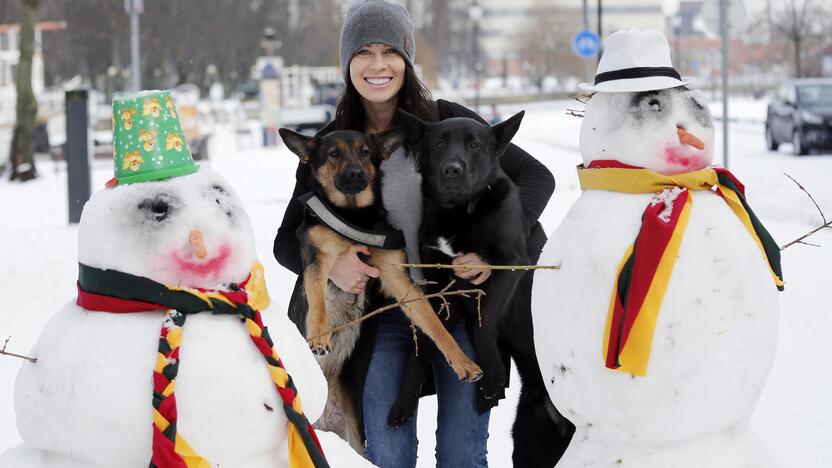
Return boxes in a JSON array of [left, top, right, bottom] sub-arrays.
[[0, 90, 372, 467], [531, 30, 786, 467]]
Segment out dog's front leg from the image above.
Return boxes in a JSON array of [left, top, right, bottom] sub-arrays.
[[369, 249, 483, 382], [304, 226, 353, 355], [474, 267, 525, 399]]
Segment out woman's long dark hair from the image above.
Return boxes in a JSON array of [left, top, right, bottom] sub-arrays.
[[334, 63, 438, 135]]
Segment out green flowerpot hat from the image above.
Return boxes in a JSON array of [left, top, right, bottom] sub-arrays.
[[106, 90, 198, 188]]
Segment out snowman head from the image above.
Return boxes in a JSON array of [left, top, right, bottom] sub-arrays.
[[78, 166, 256, 289], [580, 87, 714, 174], [578, 29, 714, 175]]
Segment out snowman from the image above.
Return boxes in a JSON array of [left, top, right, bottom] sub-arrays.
[[0, 91, 372, 468], [532, 30, 785, 467]]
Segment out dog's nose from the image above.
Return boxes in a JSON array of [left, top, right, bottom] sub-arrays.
[[442, 161, 464, 179], [345, 165, 366, 182]]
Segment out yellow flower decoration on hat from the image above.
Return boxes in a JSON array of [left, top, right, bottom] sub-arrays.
[[142, 97, 162, 117], [123, 151, 144, 171], [165, 96, 177, 118], [139, 129, 158, 151], [120, 107, 137, 130], [166, 133, 184, 152]]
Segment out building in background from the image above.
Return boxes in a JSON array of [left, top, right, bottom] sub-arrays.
[[474, 0, 664, 79]]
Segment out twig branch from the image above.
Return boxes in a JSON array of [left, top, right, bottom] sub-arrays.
[[306, 284, 486, 343], [565, 109, 585, 118], [780, 223, 832, 250], [784, 173, 826, 223], [397, 263, 561, 271], [780, 173, 832, 250], [0, 336, 37, 363]]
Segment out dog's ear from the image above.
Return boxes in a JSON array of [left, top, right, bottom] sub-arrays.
[[278, 128, 316, 164], [491, 110, 525, 156], [373, 127, 407, 160], [396, 109, 428, 136]]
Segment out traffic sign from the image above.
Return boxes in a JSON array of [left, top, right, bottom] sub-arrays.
[[573, 29, 601, 59]]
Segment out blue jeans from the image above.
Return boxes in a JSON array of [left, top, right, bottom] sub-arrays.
[[363, 309, 490, 468]]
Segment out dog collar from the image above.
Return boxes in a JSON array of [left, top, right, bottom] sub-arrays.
[[299, 192, 406, 250]]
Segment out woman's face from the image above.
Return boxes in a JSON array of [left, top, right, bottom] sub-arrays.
[[349, 43, 406, 105]]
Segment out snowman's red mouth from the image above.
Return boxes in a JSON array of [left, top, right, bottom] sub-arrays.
[[664, 145, 705, 173], [172, 244, 231, 277]]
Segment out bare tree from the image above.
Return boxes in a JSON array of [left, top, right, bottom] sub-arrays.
[[521, 2, 584, 88], [769, 0, 829, 78], [9, 0, 38, 182]]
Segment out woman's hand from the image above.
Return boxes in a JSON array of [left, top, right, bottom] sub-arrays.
[[452, 253, 491, 285], [328, 245, 381, 294]]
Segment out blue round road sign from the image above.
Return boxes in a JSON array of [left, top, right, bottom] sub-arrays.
[[573, 30, 601, 59]]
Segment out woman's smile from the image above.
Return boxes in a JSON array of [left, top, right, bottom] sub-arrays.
[[365, 76, 393, 87]]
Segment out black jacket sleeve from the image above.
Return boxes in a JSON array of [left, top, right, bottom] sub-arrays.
[[437, 100, 556, 229], [273, 162, 311, 275]]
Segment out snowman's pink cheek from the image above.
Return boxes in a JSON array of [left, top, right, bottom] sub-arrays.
[[171, 244, 231, 277]]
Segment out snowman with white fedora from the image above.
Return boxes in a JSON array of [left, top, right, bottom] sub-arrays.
[[532, 29, 786, 467]]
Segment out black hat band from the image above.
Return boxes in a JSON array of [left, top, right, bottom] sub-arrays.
[[594, 66, 681, 86]]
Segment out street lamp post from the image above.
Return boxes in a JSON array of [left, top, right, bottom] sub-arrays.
[[469, 0, 483, 114], [124, 0, 143, 92], [720, 0, 729, 168]]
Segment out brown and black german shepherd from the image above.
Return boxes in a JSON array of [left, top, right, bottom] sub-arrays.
[[278, 127, 483, 451]]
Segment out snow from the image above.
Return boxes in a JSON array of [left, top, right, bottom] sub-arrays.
[[534, 188, 781, 466], [650, 186, 687, 222], [0, 97, 831, 467], [580, 88, 715, 174], [77, 166, 257, 289]]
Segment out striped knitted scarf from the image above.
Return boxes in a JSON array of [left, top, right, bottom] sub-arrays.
[[76, 261, 329, 468], [577, 160, 784, 377]]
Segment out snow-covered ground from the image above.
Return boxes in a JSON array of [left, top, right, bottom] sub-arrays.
[[1, 98, 830, 467]]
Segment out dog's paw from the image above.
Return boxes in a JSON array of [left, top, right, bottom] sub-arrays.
[[479, 370, 507, 399], [451, 356, 483, 382], [387, 396, 418, 428], [310, 344, 331, 356], [308, 335, 332, 356]]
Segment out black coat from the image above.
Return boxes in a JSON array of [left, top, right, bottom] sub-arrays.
[[273, 99, 555, 439]]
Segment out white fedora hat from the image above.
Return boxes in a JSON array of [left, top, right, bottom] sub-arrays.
[[579, 29, 695, 93]]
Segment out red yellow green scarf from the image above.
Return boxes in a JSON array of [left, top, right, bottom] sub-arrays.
[[76, 261, 329, 468], [578, 160, 784, 376]]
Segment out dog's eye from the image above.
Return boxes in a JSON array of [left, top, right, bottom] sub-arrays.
[[435, 140, 446, 150], [327, 149, 340, 159], [361, 147, 371, 157], [469, 140, 480, 150]]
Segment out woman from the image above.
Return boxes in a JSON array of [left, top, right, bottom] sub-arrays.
[[274, 1, 554, 466]]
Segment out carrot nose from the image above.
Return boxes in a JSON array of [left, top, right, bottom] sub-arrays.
[[677, 127, 705, 150], [189, 229, 207, 260]]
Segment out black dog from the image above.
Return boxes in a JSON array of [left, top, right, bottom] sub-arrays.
[[388, 111, 574, 467], [278, 127, 483, 451]]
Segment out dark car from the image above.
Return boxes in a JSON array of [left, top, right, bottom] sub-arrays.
[[766, 79, 832, 155]]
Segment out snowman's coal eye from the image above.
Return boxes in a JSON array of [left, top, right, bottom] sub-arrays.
[[688, 97, 713, 128], [211, 184, 226, 194], [138, 195, 175, 222], [648, 99, 662, 111]]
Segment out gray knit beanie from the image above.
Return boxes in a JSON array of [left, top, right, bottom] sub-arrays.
[[340, 0, 415, 84]]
